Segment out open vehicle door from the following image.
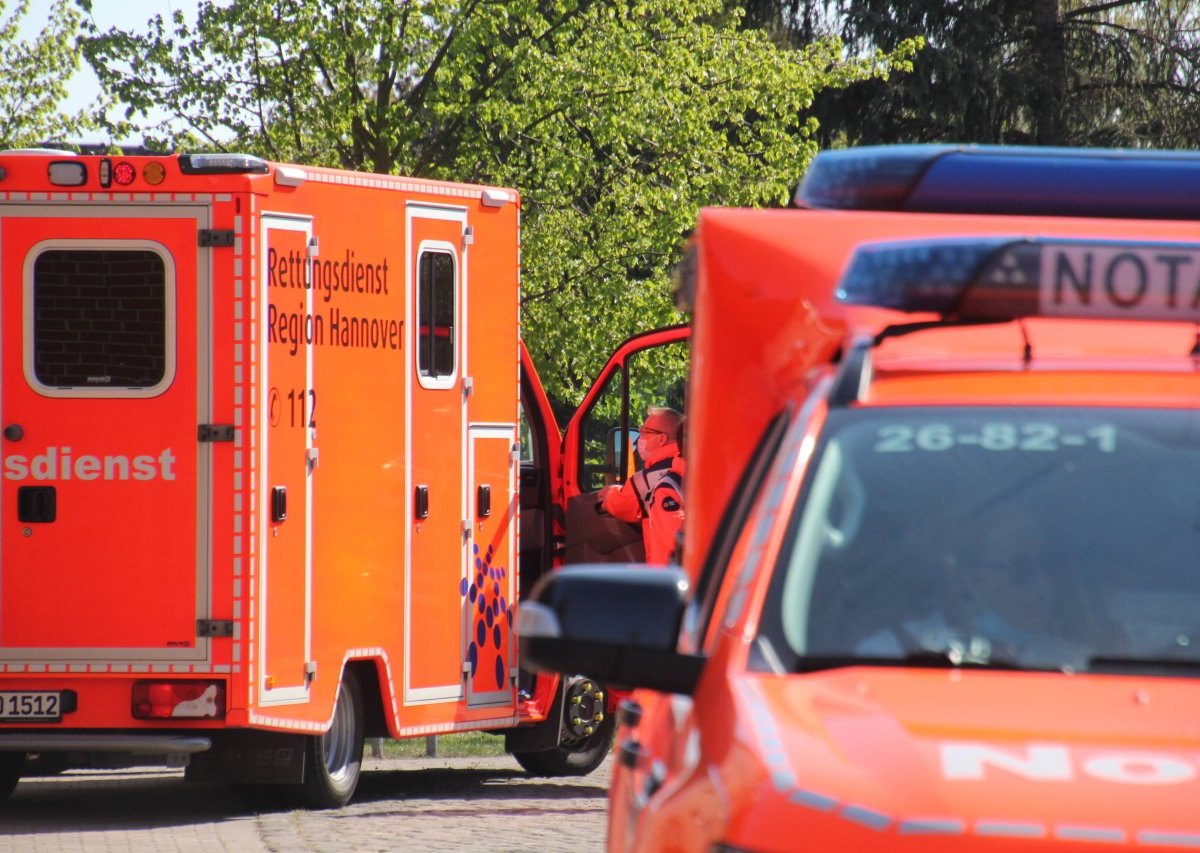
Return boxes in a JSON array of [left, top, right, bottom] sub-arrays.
[[510, 326, 689, 773], [560, 326, 691, 565], [518, 324, 691, 580]]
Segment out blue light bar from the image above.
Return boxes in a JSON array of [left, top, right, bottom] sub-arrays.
[[837, 237, 1200, 322], [178, 153, 269, 175], [797, 145, 1200, 220]]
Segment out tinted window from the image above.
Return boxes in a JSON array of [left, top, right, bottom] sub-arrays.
[[32, 249, 167, 389], [759, 407, 1200, 673], [417, 250, 455, 379]]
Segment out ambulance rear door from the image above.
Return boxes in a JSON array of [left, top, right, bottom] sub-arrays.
[[0, 205, 211, 664]]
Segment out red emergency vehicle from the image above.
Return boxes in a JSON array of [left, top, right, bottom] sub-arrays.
[[521, 145, 1200, 850], [0, 148, 682, 807]]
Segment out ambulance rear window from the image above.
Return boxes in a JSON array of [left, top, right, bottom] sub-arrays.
[[417, 249, 456, 380], [32, 249, 167, 390]]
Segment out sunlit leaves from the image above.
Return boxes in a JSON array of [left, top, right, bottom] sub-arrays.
[[82, 0, 916, 406], [0, 0, 101, 147]]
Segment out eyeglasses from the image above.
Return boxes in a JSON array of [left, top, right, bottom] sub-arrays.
[[640, 427, 667, 437]]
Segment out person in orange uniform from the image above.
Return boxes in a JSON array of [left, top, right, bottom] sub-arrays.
[[600, 406, 686, 565]]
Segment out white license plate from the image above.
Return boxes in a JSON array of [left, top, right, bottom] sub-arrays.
[[0, 691, 63, 721]]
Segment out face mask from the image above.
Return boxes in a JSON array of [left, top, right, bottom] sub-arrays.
[[637, 438, 651, 457]]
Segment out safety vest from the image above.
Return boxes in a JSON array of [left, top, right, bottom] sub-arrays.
[[630, 456, 684, 518]]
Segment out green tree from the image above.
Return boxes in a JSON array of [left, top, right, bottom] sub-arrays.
[[735, 0, 1200, 149], [0, 0, 100, 147], [81, 0, 916, 407]]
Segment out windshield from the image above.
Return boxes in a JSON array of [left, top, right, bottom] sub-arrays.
[[759, 406, 1200, 674]]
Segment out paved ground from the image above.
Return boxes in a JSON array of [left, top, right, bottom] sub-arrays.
[[0, 754, 613, 852]]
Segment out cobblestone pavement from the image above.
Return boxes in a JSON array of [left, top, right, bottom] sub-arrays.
[[0, 754, 613, 853]]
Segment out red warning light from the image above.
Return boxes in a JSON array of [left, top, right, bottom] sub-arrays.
[[112, 161, 137, 186]]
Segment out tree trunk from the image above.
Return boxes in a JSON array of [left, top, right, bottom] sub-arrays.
[[1030, 0, 1068, 145]]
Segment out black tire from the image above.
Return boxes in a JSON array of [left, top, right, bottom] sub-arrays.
[[25, 752, 70, 776], [0, 752, 24, 804], [513, 676, 616, 776], [299, 670, 364, 808]]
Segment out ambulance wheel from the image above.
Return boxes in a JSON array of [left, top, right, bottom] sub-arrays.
[[513, 677, 616, 776], [0, 752, 24, 804], [300, 671, 364, 809]]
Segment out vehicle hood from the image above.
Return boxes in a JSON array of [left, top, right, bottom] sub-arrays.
[[724, 668, 1200, 847]]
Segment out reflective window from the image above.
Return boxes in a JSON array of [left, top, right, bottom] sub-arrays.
[[758, 407, 1200, 675], [417, 250, 455, 379], [32, 249, 167, 389]]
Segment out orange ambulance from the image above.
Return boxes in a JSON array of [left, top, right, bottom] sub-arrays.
[[521, 145, 1200, 850], [0, 148, 637, 807]]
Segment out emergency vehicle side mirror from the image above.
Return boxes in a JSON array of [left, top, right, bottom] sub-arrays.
[[516, 565, 705, 696], [603, 427, 638, 485]]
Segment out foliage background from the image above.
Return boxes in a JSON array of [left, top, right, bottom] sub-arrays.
[[72, 0, 915, 408], [11, 1, 1198, 407]]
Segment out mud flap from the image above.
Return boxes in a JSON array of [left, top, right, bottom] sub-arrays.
[[185, 731, 307, 784]]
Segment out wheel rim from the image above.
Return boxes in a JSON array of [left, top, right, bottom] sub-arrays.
[[322, 682, 357, 783], [561, 677, 605, 747]]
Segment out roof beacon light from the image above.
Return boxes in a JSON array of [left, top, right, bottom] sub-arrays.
[[178, 153, 270, 175], [837, 237, 1200, 324], [797, 145, 1200, 220]]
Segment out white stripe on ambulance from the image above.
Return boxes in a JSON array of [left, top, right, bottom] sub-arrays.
[[3, 447, 176, 481], [1040, 244, 1200, 317]]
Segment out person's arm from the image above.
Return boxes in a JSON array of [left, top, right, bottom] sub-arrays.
[[600, 479, 642, 522]]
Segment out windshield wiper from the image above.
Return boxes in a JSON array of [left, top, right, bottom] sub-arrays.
[[1087, 656, 1200, 676], [899, 648, 1026, 670], [788, 651, 1028, 673]]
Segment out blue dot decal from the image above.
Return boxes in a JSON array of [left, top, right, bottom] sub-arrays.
[[456, 538, 511, 695]]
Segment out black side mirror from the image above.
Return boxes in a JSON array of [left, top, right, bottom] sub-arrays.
[[517, 565, 705, 695]]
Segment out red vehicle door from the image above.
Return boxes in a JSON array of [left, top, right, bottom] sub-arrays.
[[559, 326, 691, 565]]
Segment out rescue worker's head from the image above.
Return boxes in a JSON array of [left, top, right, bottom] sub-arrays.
[[637, 406, 683, 460]]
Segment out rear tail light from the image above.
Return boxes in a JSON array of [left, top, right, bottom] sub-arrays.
[[131, 680, 226, 719]]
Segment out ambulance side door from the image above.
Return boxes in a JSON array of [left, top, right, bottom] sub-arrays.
[[405, 204, 469, 704]]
